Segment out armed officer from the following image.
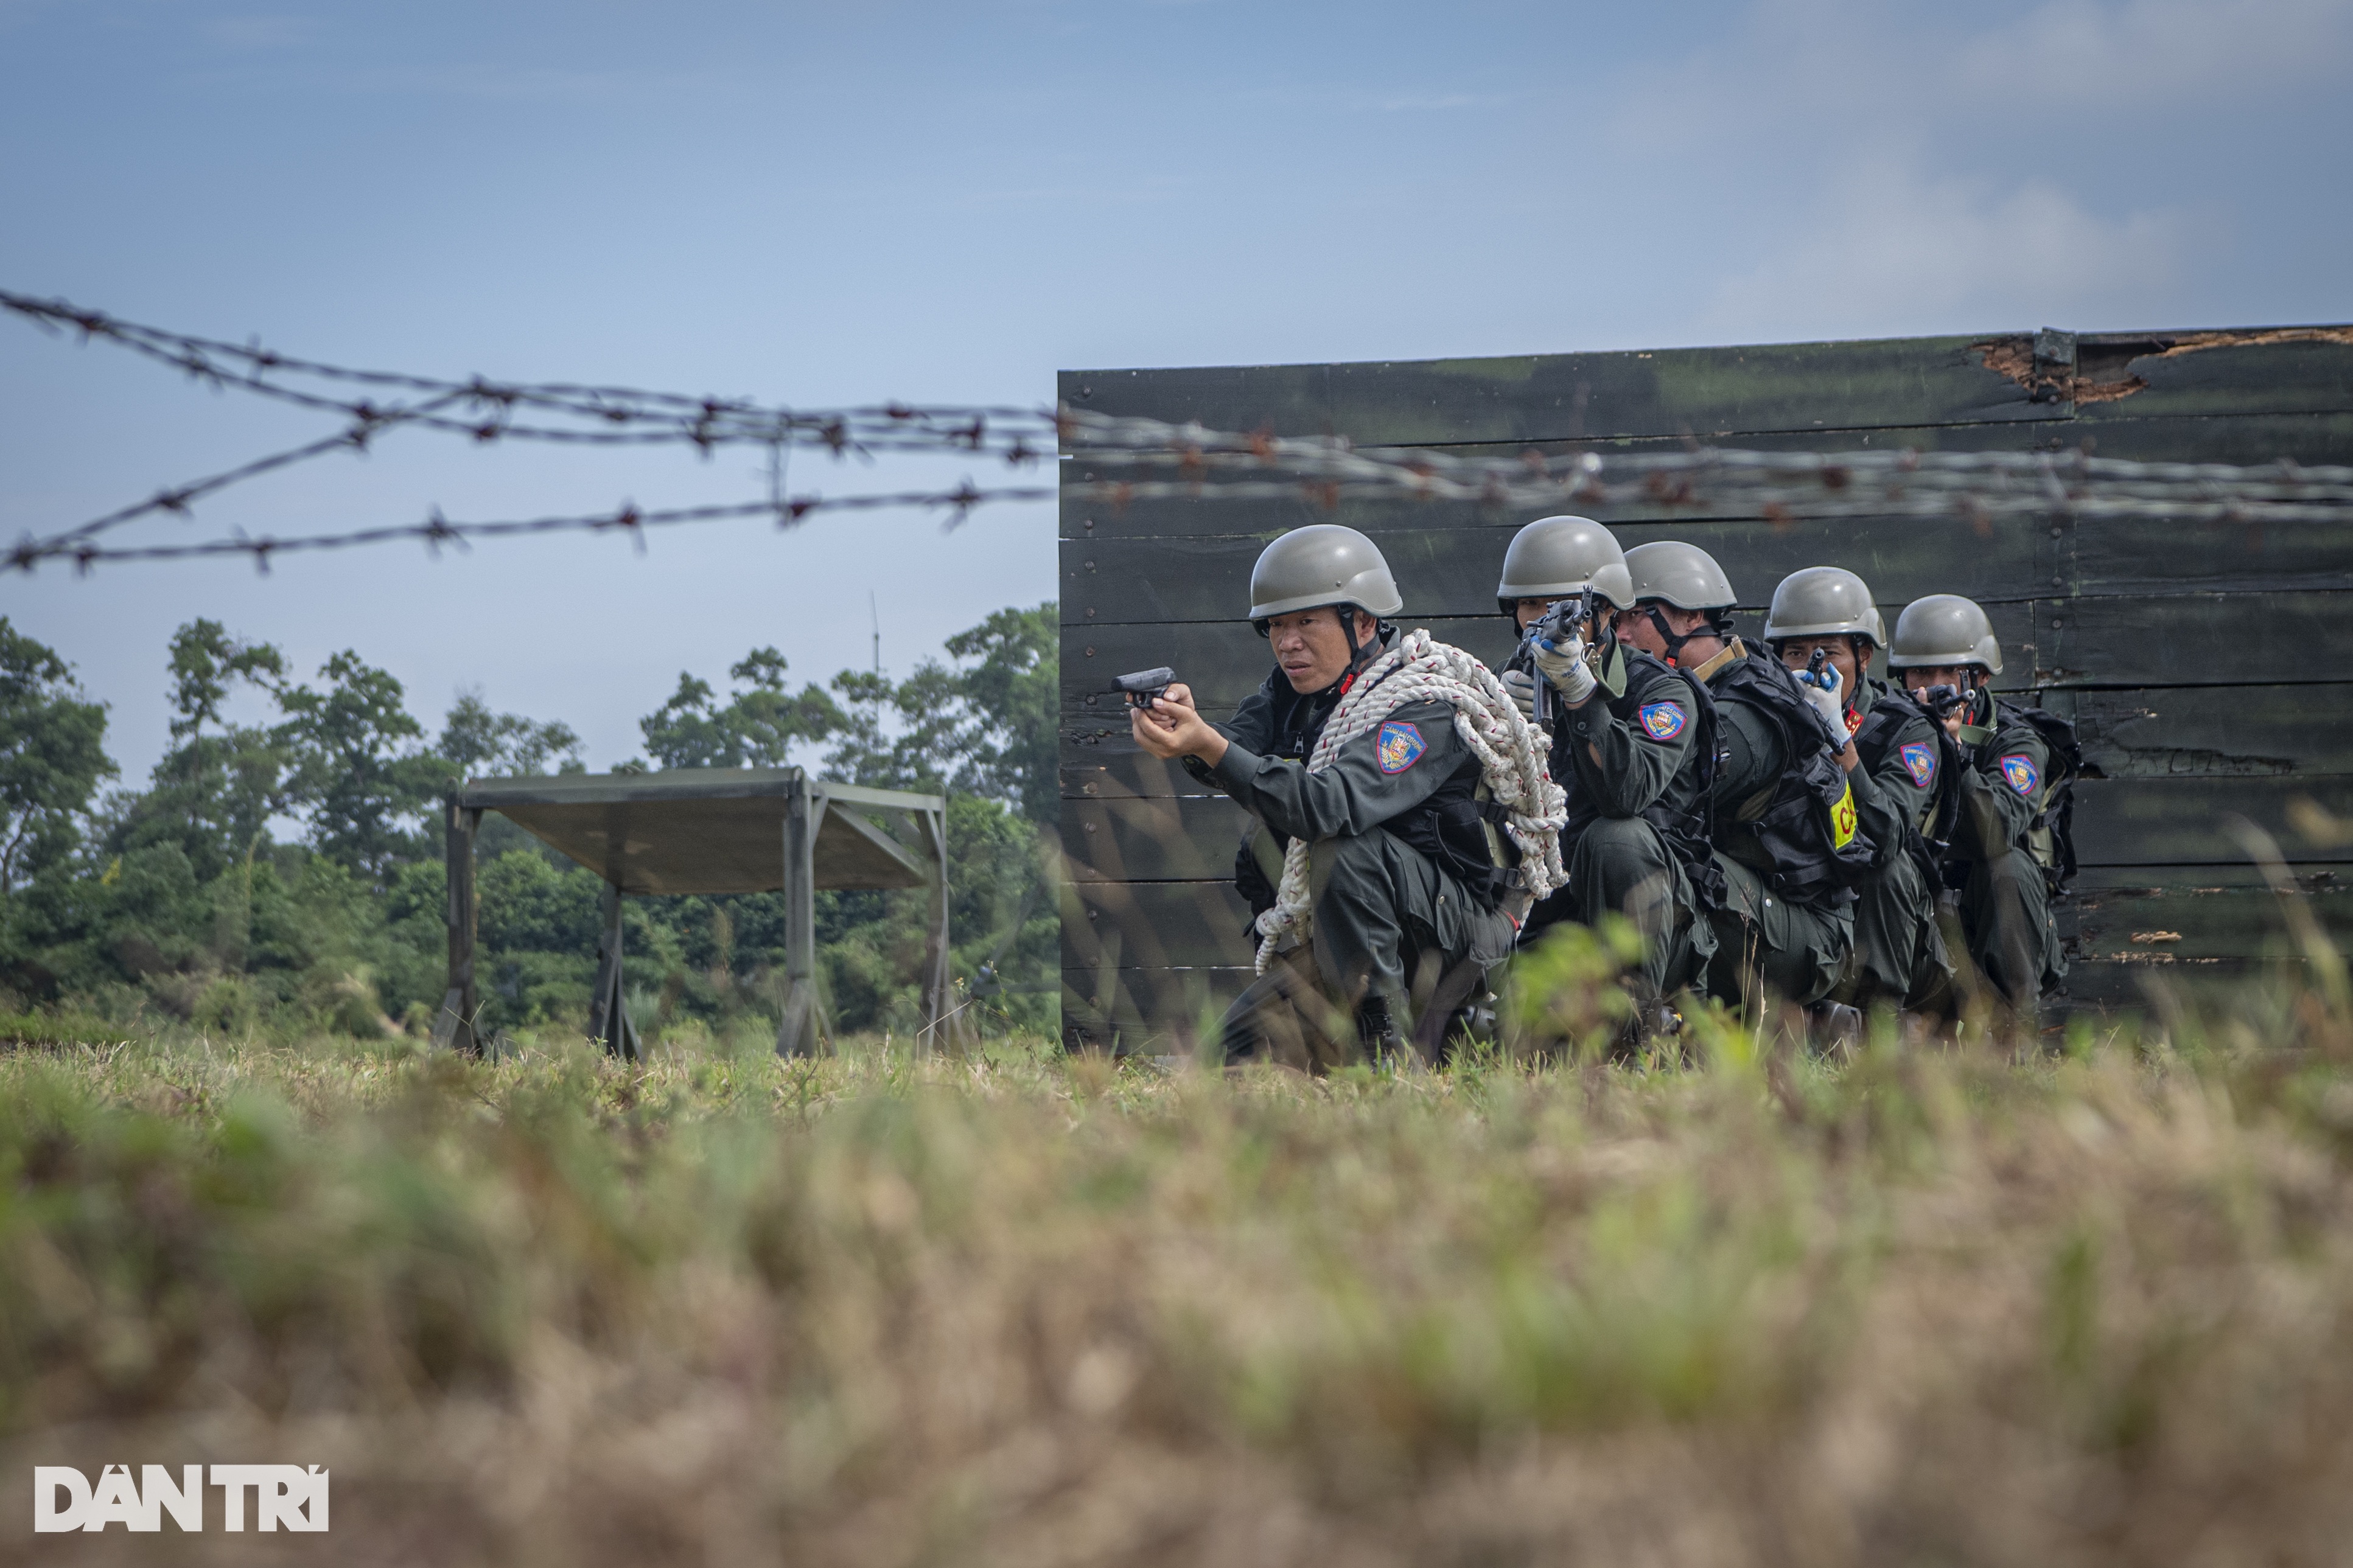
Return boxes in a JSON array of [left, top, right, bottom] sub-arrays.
[[1764, 566, 1957, 1015], [1617, 542, 1879, 1015], [1494, 515, 1718, 1015], [1887, 595, 2078, 1016], [1130, 524, 1517, 1068]]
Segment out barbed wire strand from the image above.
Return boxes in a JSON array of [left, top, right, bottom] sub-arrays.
[[5, 288, 2348, 575]]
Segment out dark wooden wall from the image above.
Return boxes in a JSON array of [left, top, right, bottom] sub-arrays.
[[1057, 327, 2353, 1048]]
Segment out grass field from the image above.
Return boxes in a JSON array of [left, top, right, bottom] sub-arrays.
[[7, 989, 2353, 1566]]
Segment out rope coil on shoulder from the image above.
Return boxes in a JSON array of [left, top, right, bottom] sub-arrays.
[[1252, 628, 1568, 973]]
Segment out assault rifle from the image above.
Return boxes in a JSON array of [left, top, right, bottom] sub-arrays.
[[1519, 588, 1595, 728], [1914, 682, 1967, 722]]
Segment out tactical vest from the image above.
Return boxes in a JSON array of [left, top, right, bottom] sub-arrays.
[[1990, 697, 2082, 896], [1544, 645, 1725, 910], [1706, 649, 1878, 906], [1853, 684, 1963, 884]]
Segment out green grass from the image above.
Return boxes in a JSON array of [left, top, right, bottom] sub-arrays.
[[5, 1006, 2353, 1564]]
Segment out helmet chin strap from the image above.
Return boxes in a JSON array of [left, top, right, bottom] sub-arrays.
[[1643, 604, 1719, 667]]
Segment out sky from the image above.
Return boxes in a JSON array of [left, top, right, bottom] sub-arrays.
[[2, 0, 2348, 784]]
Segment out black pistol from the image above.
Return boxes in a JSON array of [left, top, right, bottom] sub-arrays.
[[1112, 667, 1176, 709]]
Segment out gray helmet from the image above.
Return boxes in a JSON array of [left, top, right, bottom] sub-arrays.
[[1247, 524, 1404, 624], [1623, 540, 1737, 612], [1495, 515, 1635, 613], [1888, 594, 2002, 675], [1764, 566, 1880, 647]]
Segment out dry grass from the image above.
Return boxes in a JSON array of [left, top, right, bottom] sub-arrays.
[[5, 1003, 2353, 1566]]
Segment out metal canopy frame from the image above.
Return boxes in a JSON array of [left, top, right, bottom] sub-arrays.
[[435, 767, 950, 1059]]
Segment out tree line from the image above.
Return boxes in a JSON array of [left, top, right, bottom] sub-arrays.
[[0, 606, 1060, 1042]]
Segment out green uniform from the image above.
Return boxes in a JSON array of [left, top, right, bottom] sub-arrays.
[[1696, 641, 1861, 1009], [1835, 676, 1957, 1010], [1514, 639, 1718, 1003], [1193, 647, 1517, 1067], [1950, 697, 2070, 1008]]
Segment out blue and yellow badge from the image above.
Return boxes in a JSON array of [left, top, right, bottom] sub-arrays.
[[1376, 720, 1427, 775], [2000, 753, 2041, 797], [1830, 780, 1859, 848], [1900, 741, 1937, 789], [1637, 702, 1687, 742]]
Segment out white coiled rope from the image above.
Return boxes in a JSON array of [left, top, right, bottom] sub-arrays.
[[1252, 628, 1568, 973]]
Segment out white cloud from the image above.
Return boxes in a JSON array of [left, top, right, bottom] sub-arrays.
[[1951, 0, 2353, 106], [1697, 156, 2194, 340]]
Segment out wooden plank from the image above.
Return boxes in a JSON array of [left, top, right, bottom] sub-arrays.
[[1059, 607, 2043, 731], [1060, 775, 2353, 885], [2067, 515, 2353, 596], [2039, 591, 2353, 688], [1060, 964, 1248, 1049], [1063, 333, 2046, 448], [1061, 413, 2353, 543], [2055, 685, 2353, 779], [1063, 795, 1254, 884], [1063, 522, 2057, 627], [1071, 684, 2353, 800], [2063, 878, 2353, 963], [2074, 329, 2353, 423], [1064, 878, 1257, 972], [2072, 777, 2353, 866]]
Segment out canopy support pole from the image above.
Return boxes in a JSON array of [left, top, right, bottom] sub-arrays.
[[777, 774, 822, 1057], [435, 794, 482, 1055], [588, 882, 642, 1060]]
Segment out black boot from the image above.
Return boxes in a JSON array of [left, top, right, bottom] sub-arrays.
[[1355, 994, 1407, 1065]]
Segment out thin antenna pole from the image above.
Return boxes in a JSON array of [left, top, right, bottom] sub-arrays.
[[870, 591, 881, 675]]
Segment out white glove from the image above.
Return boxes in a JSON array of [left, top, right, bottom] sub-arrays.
[[1795, 663, 1847, 737], [1502, 668, 1539, 720], [1532, 629, 1598, 705]]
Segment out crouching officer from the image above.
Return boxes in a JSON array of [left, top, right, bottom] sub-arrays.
[[1619, 542, 1877, 1013], [1764, 566, 1957, 1014], [1130, 524, 1518, 1068], [1887, 595, 2078, 1015], [1495, 515, 1718, 1013]]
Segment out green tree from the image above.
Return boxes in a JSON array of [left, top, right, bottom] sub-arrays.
[[941, 602, 1058, 823], [111, 620, 291, 883], [441, 690, 582, 778], [816, 602, 1058, 821], [279, 652, 445, 883], [0, 620, 114, 899], [640, 649, 843, 770]]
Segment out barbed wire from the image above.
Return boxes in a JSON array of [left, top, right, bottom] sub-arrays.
[[1068, 413, 2353, 523], [5, 287, 2348, 574]]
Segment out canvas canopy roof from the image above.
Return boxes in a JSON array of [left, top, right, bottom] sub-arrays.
[[458, 768, 935, 896]]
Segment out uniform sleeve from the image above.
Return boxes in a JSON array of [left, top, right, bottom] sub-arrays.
[[1847, 752, 1906, 870], [1959, 725, 2051, 858], [1869, 707, 1944, 835], [1186, 686, 1278, 789], [1561, 687, 1696, 817], [1210, 697, 1463, 843]]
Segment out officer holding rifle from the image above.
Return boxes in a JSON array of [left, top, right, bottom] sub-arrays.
[[1886, 594, 2079, 1017], [1495, 515, 1718, 1027], [1617, 542, 1889, 1023], [1763, 567, 1957, 1017]]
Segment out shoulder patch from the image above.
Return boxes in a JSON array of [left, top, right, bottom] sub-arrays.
[[1999, 753, 2040, 797], [1900, 741, 1937, 789], [1375, 720, 1427, 775], [1637, 701, 1688, 742]]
